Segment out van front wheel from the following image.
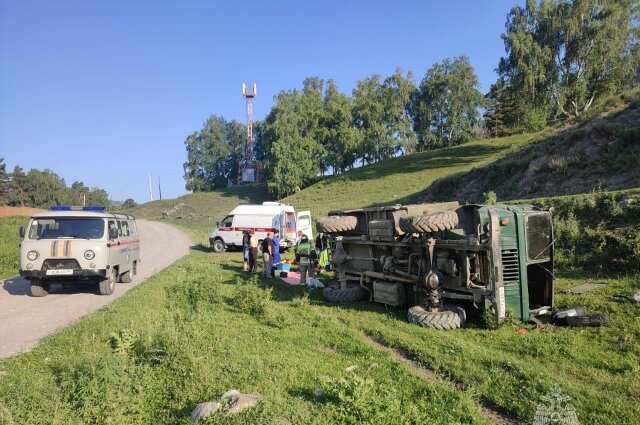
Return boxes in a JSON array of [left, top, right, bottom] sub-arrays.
[[30, 279, 50, 297], [212, 239, 226, 253], [99, 268, 116, 295]]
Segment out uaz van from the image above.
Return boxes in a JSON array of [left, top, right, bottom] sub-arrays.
[[19, 206, 141, 297], [209, 202, 312, 253]]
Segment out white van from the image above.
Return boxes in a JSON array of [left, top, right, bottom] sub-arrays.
[[209, 202, 312, 253], [19, 206, 141, 297]]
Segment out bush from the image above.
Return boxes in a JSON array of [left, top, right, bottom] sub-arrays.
[[166, 270, 222, 313], [230, 275, 272, 317]]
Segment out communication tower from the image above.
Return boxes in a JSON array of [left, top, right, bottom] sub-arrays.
[[238, 83, 261, 183]]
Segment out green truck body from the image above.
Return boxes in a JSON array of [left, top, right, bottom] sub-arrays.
[[318, 203, 554, 327]]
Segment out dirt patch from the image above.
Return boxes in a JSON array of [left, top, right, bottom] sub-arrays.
[[0, 207, 46, 217], [362, 333, 522, 425]]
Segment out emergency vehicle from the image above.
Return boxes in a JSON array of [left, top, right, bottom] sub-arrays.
[[19, 206, 141, 296], [209, 202, 312, 253]]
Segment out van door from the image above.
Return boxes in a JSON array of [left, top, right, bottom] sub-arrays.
[[221, 215, 242, 247], [297, 211, 313, 241]]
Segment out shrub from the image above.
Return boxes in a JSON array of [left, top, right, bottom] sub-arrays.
[[483, 191, 498, 205], [231, 275, 272, 317], [166, 271, 222, 313]]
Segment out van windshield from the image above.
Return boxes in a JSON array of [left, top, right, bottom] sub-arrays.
[[28, 218, 105, 240]]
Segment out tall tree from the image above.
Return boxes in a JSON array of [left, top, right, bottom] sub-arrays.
[[352, 75, 387, 164], [263, 90, 324, 198], [382, 68, 418, 154], [498, 0, 640, 119], [0, 158, 8, 206], [183, 115, 241, 191], [321, 80, 360, 174], [411, 56, 483, 149]]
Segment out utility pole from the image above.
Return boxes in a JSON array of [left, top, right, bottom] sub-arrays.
[[148, 172, 153, 201], [158, 176, 162, 200]]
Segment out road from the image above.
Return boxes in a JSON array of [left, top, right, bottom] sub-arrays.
[[0, 220, 192, 359]]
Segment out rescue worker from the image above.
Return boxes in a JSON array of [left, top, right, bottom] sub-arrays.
[[294, 235, 315, 285]]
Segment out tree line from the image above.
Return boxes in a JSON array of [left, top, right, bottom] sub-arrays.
[[183, 0, 638, 198], [0, 158, 116, 209]]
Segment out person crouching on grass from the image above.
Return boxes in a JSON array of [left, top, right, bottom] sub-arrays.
[[261, 232, 275, 278], [294, 235, 315, 285]]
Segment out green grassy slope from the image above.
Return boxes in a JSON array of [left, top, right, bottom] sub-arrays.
[[422, 91, 640, 204], [281, 131, 547, 219], [123, 184, 270, 243]]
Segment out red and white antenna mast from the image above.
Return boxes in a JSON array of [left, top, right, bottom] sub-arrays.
[[239, 83, 260, 183]]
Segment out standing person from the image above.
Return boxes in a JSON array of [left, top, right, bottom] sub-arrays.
[[261, 232, 275, 278], [295, 230, 304, 247], [249, 230, 259, 273], [241, 230, 250, 271], [272, 230, 281, 267], [295, 235, 315, 285]]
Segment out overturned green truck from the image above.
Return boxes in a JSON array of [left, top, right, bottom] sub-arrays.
[[316, 203, 554, 329]]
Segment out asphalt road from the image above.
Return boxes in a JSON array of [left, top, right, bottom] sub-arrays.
[[0, 220, 192, 359]]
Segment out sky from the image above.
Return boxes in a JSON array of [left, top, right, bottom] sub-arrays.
[[0, 0, 523, 204]]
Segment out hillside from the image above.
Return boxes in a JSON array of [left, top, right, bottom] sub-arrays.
[[422, 90, 640, 204], [123, 184, 270, 242], [130, 131, 547, 243]]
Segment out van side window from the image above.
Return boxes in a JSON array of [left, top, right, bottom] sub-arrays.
[[117, 221, 123, 237], [108, 220, 118, 238], [129, 221, 137, 237], [221, 215, 233, 228], [120, 221, 130, 237]]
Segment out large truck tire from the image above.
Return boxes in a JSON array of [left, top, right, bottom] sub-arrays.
[[30, 279, 50, 297], [400, 211, 458, 234], [565, 314, 609, 327], [99, 268, 116, 295], [407, 304, 466, 330], [399, 215, 421, 234], [316, 215, 358, 233], [323, 284, 368, 303]]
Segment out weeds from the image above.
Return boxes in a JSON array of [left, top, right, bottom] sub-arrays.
[[230, 275, 273, 317]]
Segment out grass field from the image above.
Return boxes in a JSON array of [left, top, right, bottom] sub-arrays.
[[0, 216, 29, 280], [1, 121, 639, 423], [0, 248, 637, 424]]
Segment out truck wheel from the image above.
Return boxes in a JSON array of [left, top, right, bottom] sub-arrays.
[[565, 314, 609, 327], [401, 211, 459, 234], [119, 268, 133, 283], [212, 239, 226, 253], [99, 268, 116, 295], [30, 279, 50, 297], [317, 215, 358, 233], [399, 216, 420, 234], [323, 284, 368, 302], [407, 304, 466, 330]]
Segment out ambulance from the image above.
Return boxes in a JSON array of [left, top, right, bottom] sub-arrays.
[[209, 202, 312, 253], [19, 206, 141, 297]]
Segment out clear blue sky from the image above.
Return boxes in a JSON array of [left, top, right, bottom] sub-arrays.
[[1, 0, 523, 203]]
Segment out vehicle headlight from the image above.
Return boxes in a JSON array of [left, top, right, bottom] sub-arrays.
[[84, 250, 95, 260], [27, 251, 39, 261]]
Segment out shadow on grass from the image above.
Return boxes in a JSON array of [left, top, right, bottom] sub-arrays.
[[190, 243, 212, 253], [288, 386, 339, 405]]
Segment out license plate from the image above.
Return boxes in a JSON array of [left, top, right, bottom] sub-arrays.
[[46, 269, 73, 276]]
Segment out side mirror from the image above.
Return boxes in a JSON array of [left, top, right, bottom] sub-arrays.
[[109, 228, 119, 239], [216, 222, 220, 227], [19, 227, 25, 238]]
